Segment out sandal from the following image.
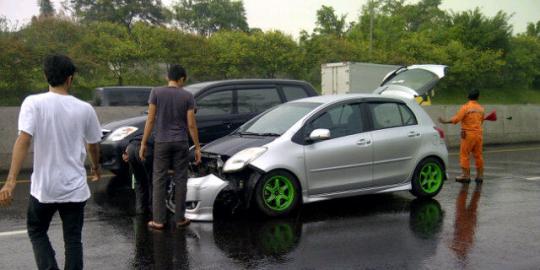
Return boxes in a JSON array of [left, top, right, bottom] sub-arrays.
[[455, 175, 471, 183], [147, 221, 165, 230], [176, 218, 191, 228]]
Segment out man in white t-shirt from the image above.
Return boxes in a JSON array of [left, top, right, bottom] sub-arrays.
[[0, 54, 102, 270]]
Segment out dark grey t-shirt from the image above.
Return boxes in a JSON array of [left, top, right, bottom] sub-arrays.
[[149, 86, 196, 143]]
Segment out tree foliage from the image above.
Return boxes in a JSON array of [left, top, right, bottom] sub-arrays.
[[39, 0, 55, 17], [172, 0, 249, 36], [314, 5, 347, 37], [0, 1, 539, 105], [526, 21, 540, 38], [69, 0, 168, 29]]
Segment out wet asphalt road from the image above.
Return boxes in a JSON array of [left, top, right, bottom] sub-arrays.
[[1, 144, 540, 269]]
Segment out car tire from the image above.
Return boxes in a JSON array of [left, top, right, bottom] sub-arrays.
[[410, 157, 445, 198], [254, 170, 301, 217]]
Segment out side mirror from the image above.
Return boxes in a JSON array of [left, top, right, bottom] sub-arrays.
[[309, 129, 331, 141]]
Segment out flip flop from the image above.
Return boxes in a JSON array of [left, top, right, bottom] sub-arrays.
[[176, 218, 191, 228], [148, 221, 165, 230]]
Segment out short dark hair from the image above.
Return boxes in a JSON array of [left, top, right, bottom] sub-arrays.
[[468, 88, 480, 100], [168, 64, 187, 81], [43, 54, 77, 87]]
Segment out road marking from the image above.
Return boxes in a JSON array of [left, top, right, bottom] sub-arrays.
[[525, 177, 540, 181], [0, 230, 27, 237], [449, 146, 540, 156]]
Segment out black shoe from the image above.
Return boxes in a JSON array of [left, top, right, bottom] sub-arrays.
[[455, 176, 471, 183], [475, 178, 483, 183]]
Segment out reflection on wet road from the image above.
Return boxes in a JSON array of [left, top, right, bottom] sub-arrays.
[[450, 184, 481, 265], [1, 144, 540, 269]]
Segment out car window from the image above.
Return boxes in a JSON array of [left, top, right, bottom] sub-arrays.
[[282, 86, 309, 101], [399, 104, 417, 126], [309, 103, 363, 139], [369, 102, 413, 129], [196, 90, 233, 116], [237, 88, 281, 114], [122, 89, 151, 106]]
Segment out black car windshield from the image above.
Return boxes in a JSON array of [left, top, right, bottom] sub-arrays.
[[237, 102, 321, 136]]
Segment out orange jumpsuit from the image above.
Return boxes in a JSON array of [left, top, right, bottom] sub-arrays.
[[451, 101, 485, 170]]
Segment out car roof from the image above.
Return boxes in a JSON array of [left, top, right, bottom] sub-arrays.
[[187, 79, 311, 89], [96, 86, 153, 91], [291, 94, 404, 104]]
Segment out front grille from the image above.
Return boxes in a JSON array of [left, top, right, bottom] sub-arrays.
[[190, 153, 225, 178]]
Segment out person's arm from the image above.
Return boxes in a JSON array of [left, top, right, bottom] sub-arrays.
[[0, 132, 32, 206], [439, 105, 466, 125], [438, 117, 453, 124], [139, 104, 156, 161], [187, 109, 202, 164], [87, 143, 101, 181]]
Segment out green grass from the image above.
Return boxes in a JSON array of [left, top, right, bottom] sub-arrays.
[[433, 87, 540, 105]]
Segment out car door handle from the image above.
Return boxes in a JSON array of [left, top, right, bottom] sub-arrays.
[[356, 138, 372, 146], [408, 131, 420, 137]]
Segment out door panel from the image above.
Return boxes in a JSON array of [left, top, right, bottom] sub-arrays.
[[303, 102, 373, 195], [368, 102, 421, 186], [305, 133, 373, 195]]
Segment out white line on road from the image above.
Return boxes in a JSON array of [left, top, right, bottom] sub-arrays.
[[525, 177, 540, 181], [0, 229, 27, 237]]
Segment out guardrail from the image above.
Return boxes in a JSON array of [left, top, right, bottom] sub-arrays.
[[0, 105, 538, 171]]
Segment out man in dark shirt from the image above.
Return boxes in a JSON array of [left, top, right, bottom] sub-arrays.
[[140, 65, 201, 229], [122, 133, 154, 215]]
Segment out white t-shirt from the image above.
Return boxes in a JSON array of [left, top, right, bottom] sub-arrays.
[[18, 92, 102, 203]]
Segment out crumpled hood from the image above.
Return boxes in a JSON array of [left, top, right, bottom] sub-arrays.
[[202, 135, 276, 158]]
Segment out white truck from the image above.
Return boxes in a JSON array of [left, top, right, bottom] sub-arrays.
[[321, 62, 401, 95]]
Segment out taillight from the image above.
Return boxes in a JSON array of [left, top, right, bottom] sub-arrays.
[[434, 127, 445, 139]]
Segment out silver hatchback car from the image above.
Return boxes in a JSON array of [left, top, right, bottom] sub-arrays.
[[176, 65, 449, 221]]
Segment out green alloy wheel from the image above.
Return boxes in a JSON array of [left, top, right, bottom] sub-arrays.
[[255, 171, 300, 217], [411, 158, 445, 198]]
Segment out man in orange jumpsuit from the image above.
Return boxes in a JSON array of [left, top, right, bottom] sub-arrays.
[[439, 89, 485, 183]]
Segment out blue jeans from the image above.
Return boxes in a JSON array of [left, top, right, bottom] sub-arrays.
[[27, 195, 86, 270]]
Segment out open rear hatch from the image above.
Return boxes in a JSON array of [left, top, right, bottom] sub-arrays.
[[373, 65, 447, 105]]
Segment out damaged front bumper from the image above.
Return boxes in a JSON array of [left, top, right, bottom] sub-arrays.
[[185, 174, 229, 221]]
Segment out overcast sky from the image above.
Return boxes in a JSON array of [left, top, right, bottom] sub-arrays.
[[1, 0, 539, 37]]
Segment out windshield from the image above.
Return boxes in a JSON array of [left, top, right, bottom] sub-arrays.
[[238, 102, 321, 135]]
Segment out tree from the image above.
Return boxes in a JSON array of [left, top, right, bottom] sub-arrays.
[[72, 22, 139, 85], [69, 0, 168, 29], [526, 21, 540, 38], [39, 0, 55, 17], [250, 31, 301, 78], [314, 5, 347, 37], [172, 0, 249, 36], [447, 9, 512, 52]]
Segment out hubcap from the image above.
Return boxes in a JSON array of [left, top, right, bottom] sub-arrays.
[[263, 176, 295, 211], [419, 163, 443, 194]]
